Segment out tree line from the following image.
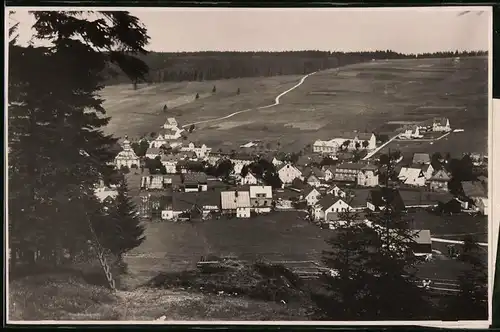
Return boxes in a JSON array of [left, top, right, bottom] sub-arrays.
[[105, 49, 487, 85]]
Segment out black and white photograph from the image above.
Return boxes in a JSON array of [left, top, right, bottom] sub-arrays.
[[6, 7, 492, 325]]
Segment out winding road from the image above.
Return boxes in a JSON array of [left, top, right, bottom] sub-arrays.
[[181, 71, 317, 128]]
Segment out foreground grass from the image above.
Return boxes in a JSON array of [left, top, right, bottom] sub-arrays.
[[9, 272, 310, 321]]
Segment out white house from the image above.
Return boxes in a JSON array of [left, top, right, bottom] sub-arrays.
[[272, 157, 284, 167], [432, 118, 451, 132], [145, 147, 161, 159], [240, 172, 258, 185], [278, 164, 303, 185], [313, 195, 353, 221], [313, 132, 377, 154], [323, 166, 336, 181], [327, 185, 347, 198], [302, 186, 322, 206], [149, 128, 183, 148], [249, 185, 273, 213], [230, 154, 254, 174], [180, 142, 212, 159], [163, 117, 178, 130], [160, 154, 180, 174], [357, 165, 379, 187], [398, 167, 426, 187], [221, 190, 251, 218], [399, 125, 423, 139], [421, 164, 435, 180], [114, 137, 140, 169]]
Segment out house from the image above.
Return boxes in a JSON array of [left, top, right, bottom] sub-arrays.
[[357, 164, 379, 187], [399, 125, 423, 139], [182, 172, 208, 192], [313, 195, 353, 221], [149, 128, 183, 148], [421, 164, 435, 180], [327, 184, 347, 198], [278, 164, 303, 185], [398, 166, 426, 187], [461, 181, 488, 215], [94, 186, 118, 204], [412, 230, 433, 256], [180, 142, 212, 159], [249, 185, 273, 213], [230, 154, 255, 174], [160, 154, 181, 174], [273, 188, 301, 209], [145, 147, 162, 159], [427, 169, 451, 192], [163, 191, 221, 220], [240, 172, 258, 185], [313, 132, 377, 154], [412, 153, 431, 165], [114, 137, 140, 169], [432, 117, 451, 132], [163, 117, 179, 130], [221, 190, 251, 218], [335, 163, 366, 182], [301, 185, 322, 206], [323, 166, 336, 182], [367, 188, 406, 212], [303, 166, 325, 181], [305, 173, 321, 187], [290, 178, 307, 190], [140, 175, 166, 190], [139, 192, 173, 220]]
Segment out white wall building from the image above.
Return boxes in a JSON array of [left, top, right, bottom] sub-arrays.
[[114, 137, 140, 169], [221, 191, 251, 218], [278, 164, 303, 185], [249, 185, 273, 213], [180, 142, 212, 159]]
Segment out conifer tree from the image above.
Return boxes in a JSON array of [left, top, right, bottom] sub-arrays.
[[103, 176, 145, 258], [311, 209, 378, 320], [8, 11, 149, 268], [446, 235, 488, 319]]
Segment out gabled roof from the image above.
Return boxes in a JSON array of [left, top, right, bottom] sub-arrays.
[[273, 188, 301, 200], [182, 172, 208, 184], [336, 163, 366, 171], [221, 191, 251, 209], [303, 166, 326, 178], [161, 154, 181, 162], [412, 153, 431, 164], [368, 188, 406, 211], [278, 163, 302, 174], [317, 195, 345, 210], [429, 169, 451, 182], [461, 181, 487, 198], [301, 184, 319, 197], [291, 178, 307, 190], [249, 185, 272, 198]]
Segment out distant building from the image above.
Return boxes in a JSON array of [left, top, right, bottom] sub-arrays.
[[180, 142, 212, 159], [114, 137, 140, 169], [182, 172, 208, 192], [313, 195, 353, 221], [221, 190, 251, 218], [399, 125, 423, 139], [461, 181, 488, 215], [160, 154, 181, 174], [326, 184, 347, 198], [273, 188, 301, 209], [334, 163, 365, 183], [357, 164, 379, 187], [301, 185, 322, 207], [313, 132, 377, 155], [398, 166, 426, 187], [432, 118, 451, 132], [278, 164, 303, 185], [145, 147, 162, 159], [163, 117, 178, 130], [230, 154, 255, 174], [150, 128, 184, 148], [249, 185, 273, 213], [367, 188, 406, 212], [427, 169, 451, 192], [240, 172, 258, 185]]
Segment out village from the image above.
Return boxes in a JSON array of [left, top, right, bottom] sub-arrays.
[[96, 115, 488, 262]]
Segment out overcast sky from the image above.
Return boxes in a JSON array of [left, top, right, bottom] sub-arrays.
[[8, 7, 491, 54]]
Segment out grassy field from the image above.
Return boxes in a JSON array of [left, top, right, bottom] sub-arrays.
[[9, 273, 307, 321], [101, 57, 487, 153], [187, 57, 487, 152], [100, 75, 304, 139]]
